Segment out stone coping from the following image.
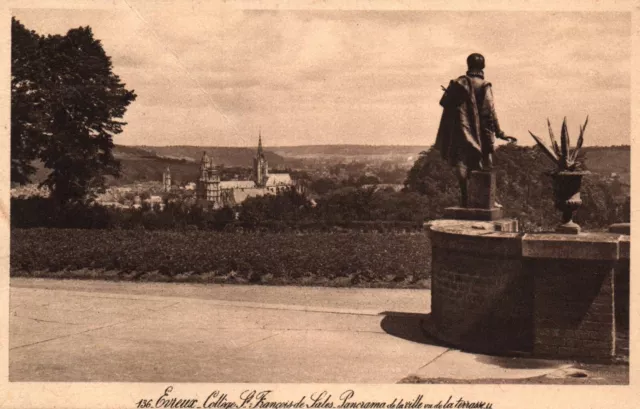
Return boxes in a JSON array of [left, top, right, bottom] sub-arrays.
[[522, 233, 621, 261], [427, 219, 629, 261], [609, 223, 630, 235], [620, 236, 630, 260], [426, 219, 520, 236]]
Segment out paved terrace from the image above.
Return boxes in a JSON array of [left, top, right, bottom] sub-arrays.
[[10, 278, 575, 383]]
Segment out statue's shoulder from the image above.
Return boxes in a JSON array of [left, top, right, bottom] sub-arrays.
[[453, 75, 469, 86], [440, 78, 468, 108], [464, 75, 493, 88], [454, 75, 493, 91], [450, 76, 476, 92]]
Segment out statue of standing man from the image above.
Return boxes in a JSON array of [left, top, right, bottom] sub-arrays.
[[435, 53, 516, 208]]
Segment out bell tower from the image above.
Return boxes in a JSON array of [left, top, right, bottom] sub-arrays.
[[197, 151, 221, 208], [162, 167, 171, 192]]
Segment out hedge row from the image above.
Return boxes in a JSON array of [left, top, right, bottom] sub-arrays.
[[10, 197, 426, 232]]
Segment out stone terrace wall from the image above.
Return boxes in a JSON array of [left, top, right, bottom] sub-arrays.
[[429, 221, 531, 354], [616, 235, 630, 357], [427, 220, 630, 361]]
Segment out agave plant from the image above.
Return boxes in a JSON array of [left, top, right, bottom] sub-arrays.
[[528, 116, 588, 171]]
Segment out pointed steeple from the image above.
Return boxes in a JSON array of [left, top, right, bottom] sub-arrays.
[[257, 128, 264, 157]]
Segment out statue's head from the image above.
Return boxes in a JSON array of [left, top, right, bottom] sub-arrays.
[[466, 53, 485, 70]]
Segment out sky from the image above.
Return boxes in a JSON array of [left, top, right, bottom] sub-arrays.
[[12, 5, 631, 148]]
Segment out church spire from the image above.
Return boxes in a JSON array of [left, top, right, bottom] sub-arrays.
[[257, 128, 263, 156]]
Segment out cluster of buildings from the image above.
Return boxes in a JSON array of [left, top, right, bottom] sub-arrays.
[[11, 134, 301, 211], [162, 133, 298, 208]]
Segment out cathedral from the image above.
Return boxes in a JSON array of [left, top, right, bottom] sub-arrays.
[[196, 132, 294, 208]]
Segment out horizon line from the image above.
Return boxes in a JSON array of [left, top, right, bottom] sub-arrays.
[[116, 142, 631, 149]]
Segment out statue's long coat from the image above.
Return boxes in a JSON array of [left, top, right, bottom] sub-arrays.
[[435, 75, 501, 167]]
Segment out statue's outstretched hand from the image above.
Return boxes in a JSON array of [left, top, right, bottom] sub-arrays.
[[497, 132, 518, 144]]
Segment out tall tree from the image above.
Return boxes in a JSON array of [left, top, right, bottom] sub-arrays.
[[403, 146, 459, 216], [11, 18, 43, 185], [11, 17, 136, 203]]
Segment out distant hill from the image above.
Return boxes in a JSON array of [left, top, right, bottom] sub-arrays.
[[110, 145, 287, 186], [270, 145, 430, 158], [582, 146, 630, 184], [19, 144, 629, 189], [24, 145, 287, 187], [110, 157, 198, 186], [116, 145, 286, 166]]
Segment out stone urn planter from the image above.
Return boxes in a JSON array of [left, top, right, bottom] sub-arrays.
[[529, 116, 590, 234], [550, 170, 590, 234]]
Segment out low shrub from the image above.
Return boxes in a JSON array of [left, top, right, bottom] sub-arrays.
[[11, 229, 432, 288]]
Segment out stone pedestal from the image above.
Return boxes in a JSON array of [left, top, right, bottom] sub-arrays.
[[468, 170, 496, 208], [427, 219, 530, 354], [445, 170, 504, 221]]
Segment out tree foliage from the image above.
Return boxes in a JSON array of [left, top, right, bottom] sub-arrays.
[[11, 17, 136, 203], [402, 147, 459, 218], [240, 188, 314, 225], [11, 18, 42, 185], [404, 144, 628, 231]]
